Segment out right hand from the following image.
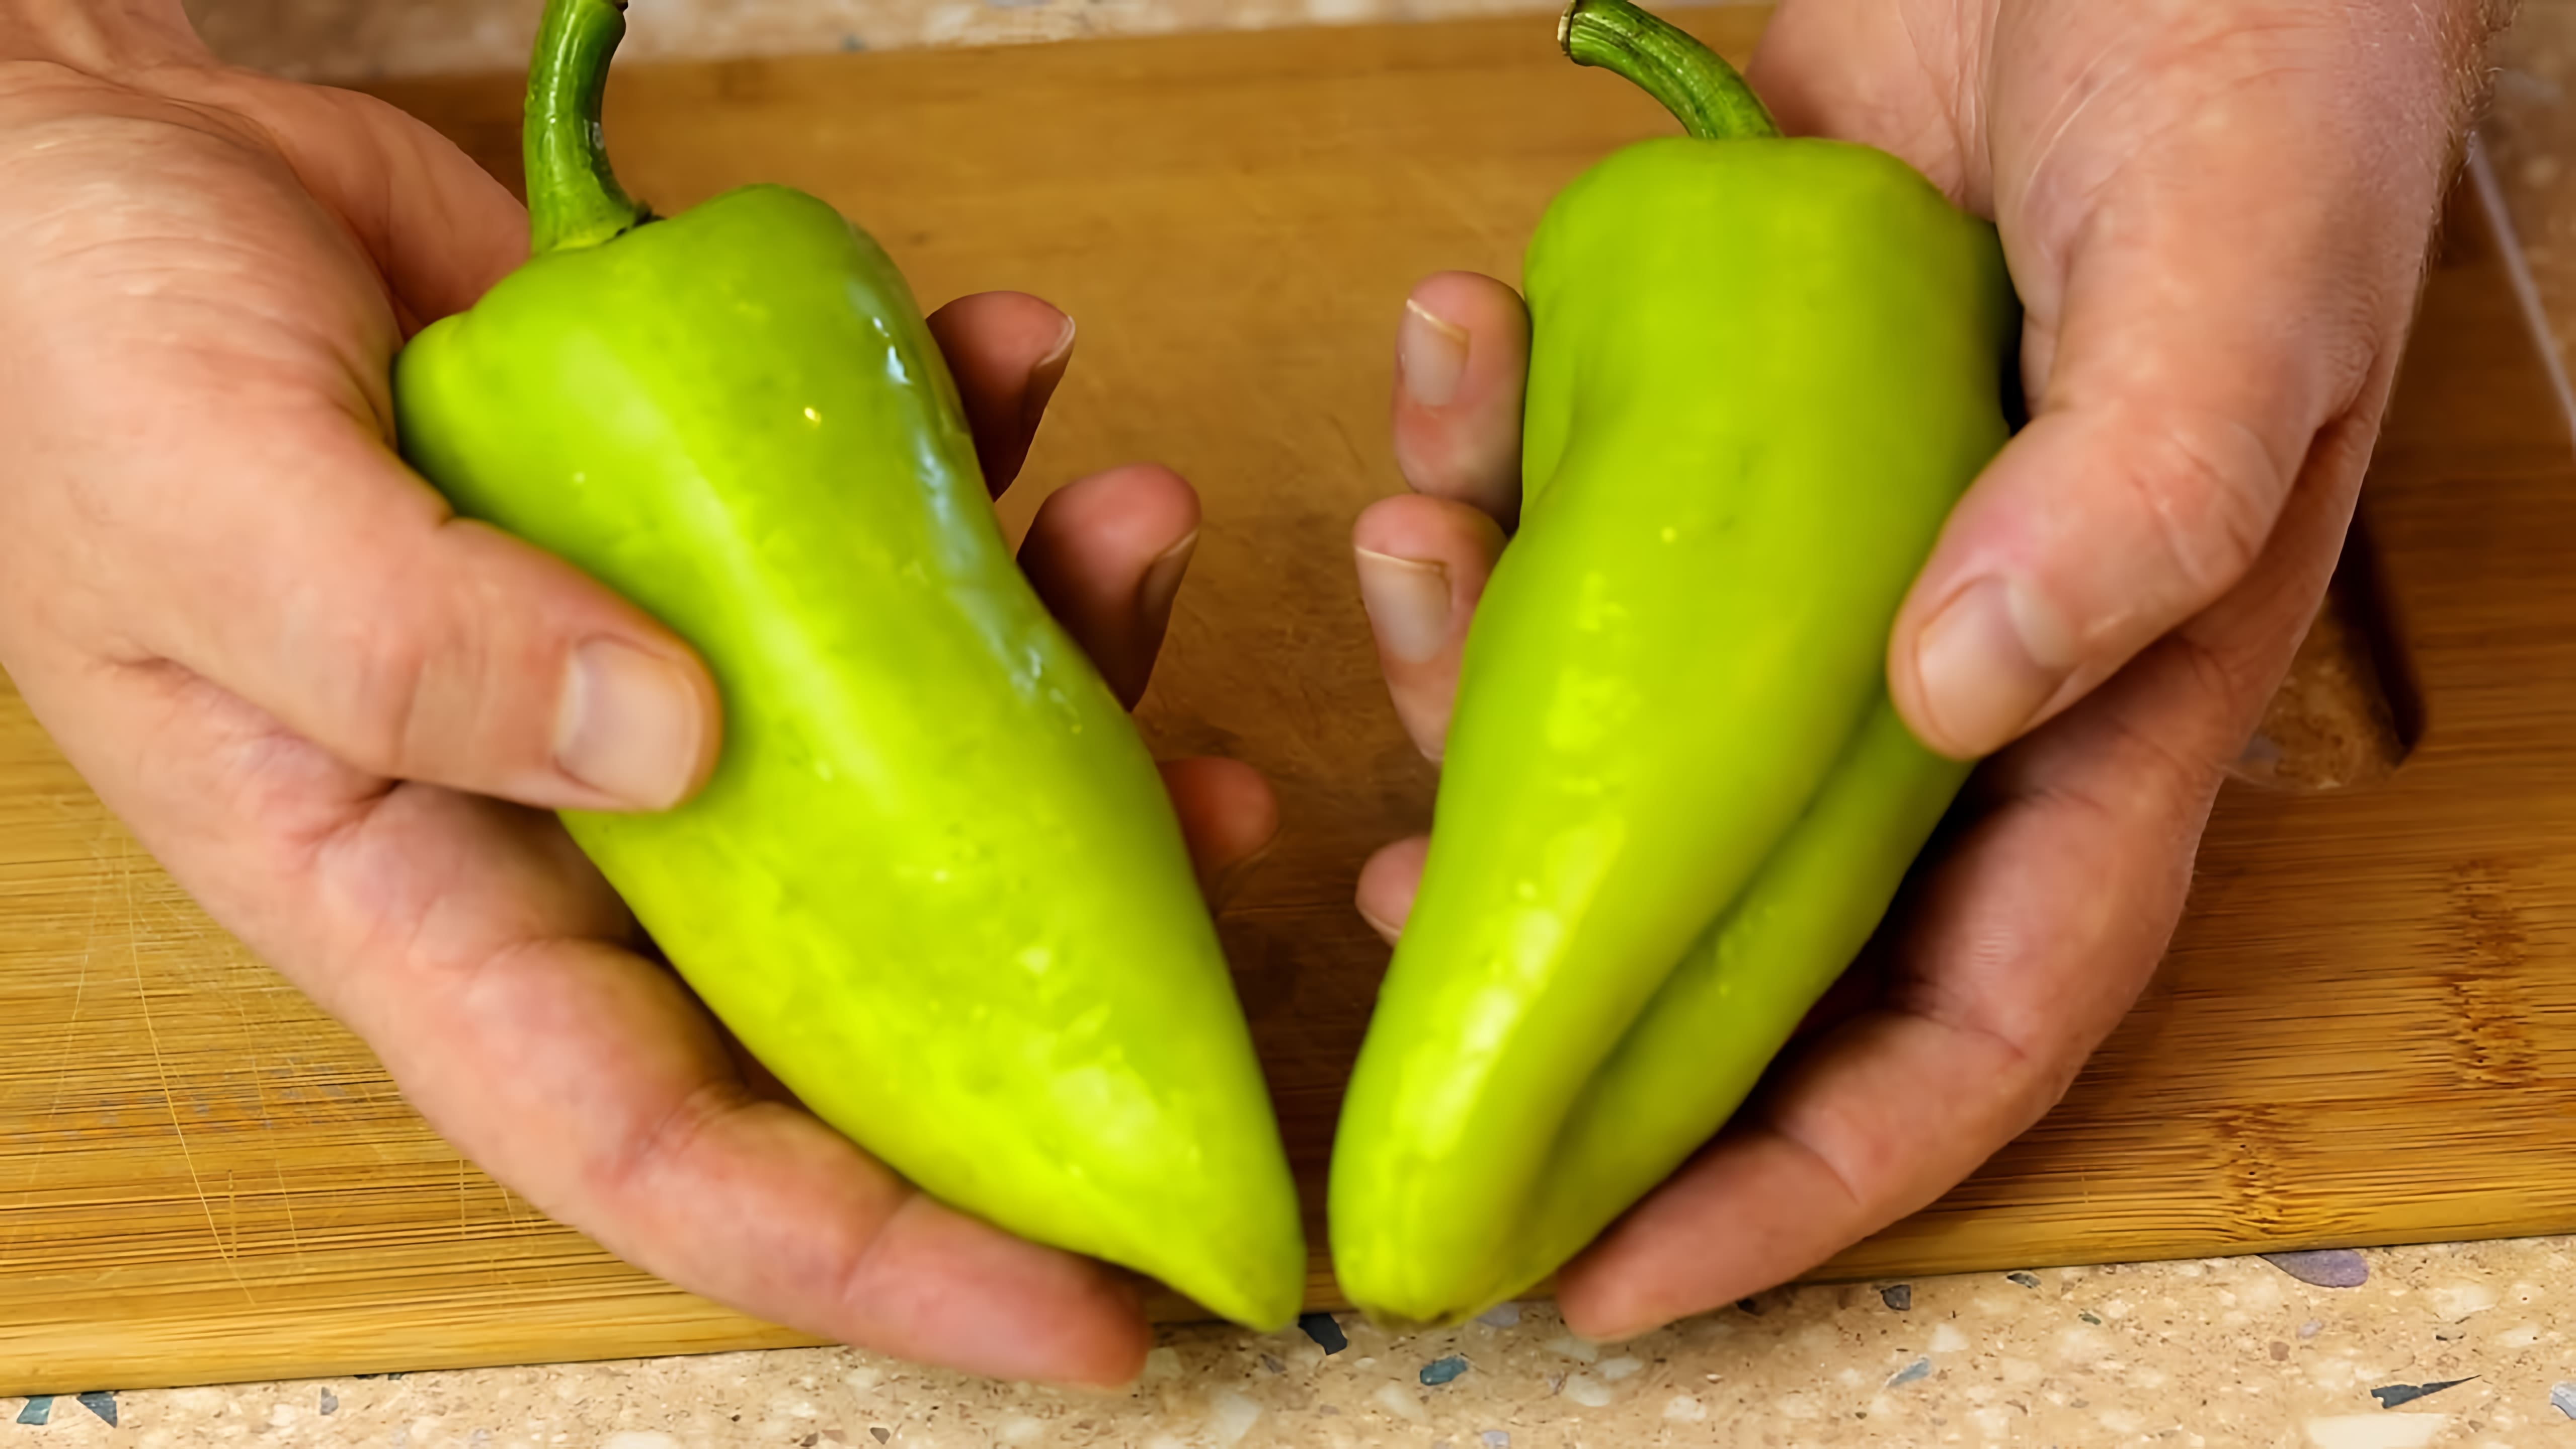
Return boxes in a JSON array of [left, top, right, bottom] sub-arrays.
[[1354, 0, 2485, 1339], [0, 6, 1275, 1384]]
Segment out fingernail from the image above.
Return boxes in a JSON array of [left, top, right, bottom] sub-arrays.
[[555, 638, 705, 810], [1023, 314, 1078, 430], [1355, 548, 1451, 664], [1912, 576, 2074, 755], [1356, 900, 1402, 945], [1138, 529, 1199, 626], [1397, 297, 1469, 409], [1582, 1317, 1662, 1344]]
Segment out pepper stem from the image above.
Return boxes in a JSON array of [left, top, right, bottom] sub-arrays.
[[1558, 0, 1779, 141], [525, 0, 650, 256]]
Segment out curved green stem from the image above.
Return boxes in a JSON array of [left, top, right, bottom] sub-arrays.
[[1558, 0, 1778, 141], [525, 0, 650, 256]]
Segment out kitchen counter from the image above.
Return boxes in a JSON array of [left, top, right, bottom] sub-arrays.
[[178, 0, 1573, 80], [11, 3, 2572, 1445], [7, 1241, 2575, 1445]]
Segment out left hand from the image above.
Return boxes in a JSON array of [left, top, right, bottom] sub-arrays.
[[1352, 0, 2498, 1339], [0, 10, 1270, 1383]]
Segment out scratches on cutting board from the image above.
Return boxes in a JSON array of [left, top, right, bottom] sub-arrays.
[[2443, 860, 2542, 1088], [2207, 1102, 2297, 1238], [224, 917, 310, 1274], [127, 850, 256, 1306]]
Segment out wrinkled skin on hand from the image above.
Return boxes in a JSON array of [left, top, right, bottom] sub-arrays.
[[0, 2, 1275, 1385], [1356, 0, 2504, 1340]]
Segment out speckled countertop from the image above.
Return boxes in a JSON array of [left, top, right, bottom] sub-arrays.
[[10, 1243, 2576, 1446], [174, 0, 1575, 82], [13, 3, 2574, 1446]]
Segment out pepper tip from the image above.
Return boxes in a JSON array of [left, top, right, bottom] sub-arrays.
[[1555, 0, 1579, 59]]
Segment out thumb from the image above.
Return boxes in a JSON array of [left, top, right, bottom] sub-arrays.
[[128, 400, 722, 813], [239, 75, 530, 326], [1889, 38, 2456, 758]]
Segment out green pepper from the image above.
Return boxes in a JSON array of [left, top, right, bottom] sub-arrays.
[[391, 0, 1303, 1331], [1328, 0, 2017, 1329]]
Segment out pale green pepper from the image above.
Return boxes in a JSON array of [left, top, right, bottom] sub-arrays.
[[1329, 0, 2018, 1328], [392, 0, 1304, 1331]]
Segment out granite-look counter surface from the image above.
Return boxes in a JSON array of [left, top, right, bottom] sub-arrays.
[[14, 3, 2574, 1446], [176, 0, 1567, 81], [7, 1241, 2576, 1446]]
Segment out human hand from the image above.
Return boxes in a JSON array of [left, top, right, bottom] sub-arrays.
[[1354, 0, 2497, 1339], [0, 6, 1272, 1385]]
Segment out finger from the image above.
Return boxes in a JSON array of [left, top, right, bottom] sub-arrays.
[[1886, 26, 2451, 760], [1741, 0, 1983, 205], [23, 652, 1153, 1387], [1158, 756, 1281, 908], [414, 933, 1150, 1388], [1555, 432, 2365, 1342], [1391, 272, 1531, 525], [0, 107, 720, 818], [1017, 462, 1200, 708], [95, 397, 720, 813], [222, 76, 532, 329], [1352, 493, 1507, 759], [926, 291, 1078, 495], [1554, 665, 2207, 1340], [1353, 834, 1428, 945]]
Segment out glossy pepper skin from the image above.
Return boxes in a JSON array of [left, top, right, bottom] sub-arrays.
[[391, 0, 1303, 1331], [1329, 0, 2018, 1329]]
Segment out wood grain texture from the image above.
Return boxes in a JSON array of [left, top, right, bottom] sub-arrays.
[[3, 8, 2572, 1395]]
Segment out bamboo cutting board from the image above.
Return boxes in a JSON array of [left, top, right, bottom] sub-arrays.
[[4, 8, 2574, 1396]]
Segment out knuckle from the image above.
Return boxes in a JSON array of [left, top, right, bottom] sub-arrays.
[[596, 1077, 735, 1203], [2167, 627, 2257, 721], [1770, 1111, 1877, 1219], [2091, 691, 2232, 833], [2116, 404, 2286, 605], [333, 620, 436, 778], [334, 569, 496, 782]]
